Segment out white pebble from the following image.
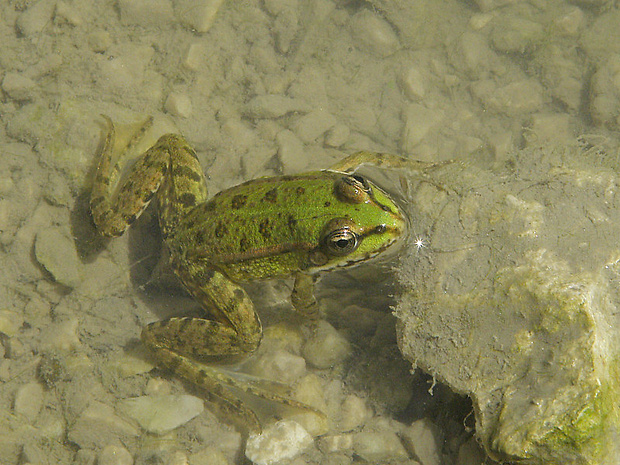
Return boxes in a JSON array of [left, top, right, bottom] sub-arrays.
[[14, 382, 44, 422], [472, 79, 543, 117], [16, 0, 55, 36], [39, 317, 81, 351], [98, 445, 133, 465], [399, 66, 426, 101], [175, 0, 225, 33], [118, 0, 174, 27], [118, 395, 204, 435], [183, 43, 205, 71], [289, 374, 329, 436], [277, 129, 306, 174], [401, 418, 443, 465], [245, 95, 309, 119], [338, 394, 371, 432], [324, 124, 350, 147], [165, 92, 192, 118], [302, 321, 352, 369], [490, 16, 544, 54], [34, 227, 81, 288], [400, 103, 444, 154], [317, 433, 353, 453], [68, 401, 140, 449], [55, 1, 83, 26], [249, 349, 306, 385], [291, 109, 337, 144], [553, 6, 585, 36], [245, 420, 313, 465], [2, 72, 36, 101], [350, 10, 400, 57], [0, 309, 24, 337], [352, 430, 409, 462]]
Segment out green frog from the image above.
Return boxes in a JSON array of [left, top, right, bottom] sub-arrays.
[[90, 116, 428, 433]]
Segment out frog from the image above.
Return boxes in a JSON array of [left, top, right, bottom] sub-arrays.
[[90, 116, 433, 433]]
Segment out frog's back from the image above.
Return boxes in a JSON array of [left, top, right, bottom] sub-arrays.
[[169, 172, 343, 280]]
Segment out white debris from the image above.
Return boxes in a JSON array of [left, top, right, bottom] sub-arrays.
[[245, 420, 313, 465]]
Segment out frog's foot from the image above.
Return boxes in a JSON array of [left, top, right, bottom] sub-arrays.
[[146, 345, 325, 434]]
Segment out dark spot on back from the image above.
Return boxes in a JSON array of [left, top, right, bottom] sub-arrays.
[[263, 187, 278, 203], [239, 236, 249, 252], [215, 221, 228, 238], [173, 165, 203, 183], [259, 218, 271, 239], [287, 215, 297, 232], [296, 186, 305, 195], [324, 201, 331, 207], [178, 193, 197, 207], [232, 194, 247, 209]]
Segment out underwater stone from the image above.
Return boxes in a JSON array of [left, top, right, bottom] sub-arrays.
[[395, 141, 620, 464], [118, 394, 204, 435], [245, 420, 313, 465]]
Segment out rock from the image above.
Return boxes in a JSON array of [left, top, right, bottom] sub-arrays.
[[276, 129, 307, 174], [248, 349, 307, 385], [489, 15, 544, 54], [472, 78, 544, 117], [16, 0, 56, 36], [324, 124, 350, 148], [400, 103, 444, 154], [350, 10, 400, 57], [34, 227, 81, 288], [337, 394, 371, 432], [165, 92, 192, 118], [290, 109, 337, 144], [175, 0, 225, 33], [118, 0, 174, 27], [302, 321, 352, 369], [244, 95, 309, 119], [1, 72, 36, 101], [589, 54, 620, 128], [401, 418, 443, 465], [352, 429, 409, 462], [245, 420, 313, 465], [68, 402, 140, 449], [98, 444, 134, 465], [394, 142, 620, 464], [117, 394, 204, 435], [14, 382, 44, 422]]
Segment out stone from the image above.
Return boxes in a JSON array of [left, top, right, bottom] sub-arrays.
[[68, 402, 140, 449], [350, 10, 400, 57], [244, 95, 309, 119], [395, 142, 620, 464], [1, 73, 36, 101], [302, 321, 352, 369], [245, 420, 313, 465], [98, 444, 133, 465], [118, 0, 174, 27], [14, 382, 44, 422], [15, 0, 55, 36], [352, 430, 409, 462], [401, 418, 443, 465], [276, 129, 307, 174], [175, 0, 225, 33], [401, 103, 444, 154], [34, 227, 81, 288], [117, 394, 204, 435], [165, 92, 192, 118]]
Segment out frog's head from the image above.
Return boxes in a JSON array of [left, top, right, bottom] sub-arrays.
[[306, 173, 406, 271]]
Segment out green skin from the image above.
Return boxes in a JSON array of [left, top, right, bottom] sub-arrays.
[[91, 117, 410, 432]]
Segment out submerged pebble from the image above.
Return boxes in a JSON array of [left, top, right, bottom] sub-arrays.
[[245, 420, 313, 465], [118, 394, 204, 435], [302, 320, 352, 369]]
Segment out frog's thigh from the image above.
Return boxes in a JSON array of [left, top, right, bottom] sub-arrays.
[[291, 272, 319, 320]]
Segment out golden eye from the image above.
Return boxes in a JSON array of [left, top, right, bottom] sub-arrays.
[[324, 226, 359, 256], [335, 175, 370, 204]]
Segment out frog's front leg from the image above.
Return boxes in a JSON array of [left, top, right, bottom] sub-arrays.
[[291, 272, 320, 320], [329, 150, 451, 174]]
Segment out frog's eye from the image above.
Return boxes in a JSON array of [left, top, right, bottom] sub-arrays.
[[324, 228, 359, 256], [335, 175, 370, 204]]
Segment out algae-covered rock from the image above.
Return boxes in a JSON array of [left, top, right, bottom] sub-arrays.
[[394, 141, 620, 464]]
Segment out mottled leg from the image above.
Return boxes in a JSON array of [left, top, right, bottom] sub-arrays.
[[328, 150, 451, 174], [291, 272, 320, 320], [90, 116, 206, 238]]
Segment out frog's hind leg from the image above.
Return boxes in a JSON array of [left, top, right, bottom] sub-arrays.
[[90, 116, 207, 238]]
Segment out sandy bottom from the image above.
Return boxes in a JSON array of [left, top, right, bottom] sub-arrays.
[[0, 0, 618, 464]]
